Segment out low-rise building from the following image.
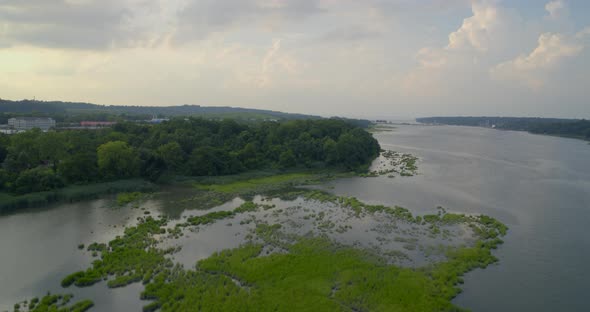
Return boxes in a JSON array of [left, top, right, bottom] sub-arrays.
[[8, 117, 56, 131], [80, 121, 117, 127]]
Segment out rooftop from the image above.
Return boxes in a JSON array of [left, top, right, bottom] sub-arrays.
[[9, 117, 55, 121]]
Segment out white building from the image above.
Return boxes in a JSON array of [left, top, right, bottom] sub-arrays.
[[8, 117, 56, 131]]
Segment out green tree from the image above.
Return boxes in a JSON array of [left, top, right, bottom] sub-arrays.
[[157, 142, 186, 173], [4, 129, 42, 172], [97, 141, 140, 179], [13, 167, 64, 194], [322, 138, 338, 165], [58, 153, 98, 184], [0, 134, 10, 164], [279, 149, 297, 168], [38, 132, 67, 169], [238, 143, 259, 169], [0, 169, 14, 191]]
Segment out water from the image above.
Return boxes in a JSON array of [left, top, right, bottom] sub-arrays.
[[1, 124, 589, 311], [163, 195, 469, 269], [0, 199, 156, 311], [322, 125, 590, 311]]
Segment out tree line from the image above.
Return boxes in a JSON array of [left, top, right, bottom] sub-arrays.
[[0, 118, 380, 194], [417, 116, 590, 140], [0, 99, 320, 121]]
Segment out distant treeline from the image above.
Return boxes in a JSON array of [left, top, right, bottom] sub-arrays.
[[0, 99, 376, 129], [0, 99, 320, 121], [417, 117, 590, 141], [0, 118, 380, 195]]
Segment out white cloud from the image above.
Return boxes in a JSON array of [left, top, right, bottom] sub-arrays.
[[402, 0, 520, 95], [545, 0, 567, 20], [490, 32, 583, 89], [447, 1, 504, 51], [415, 47, 448, 68]]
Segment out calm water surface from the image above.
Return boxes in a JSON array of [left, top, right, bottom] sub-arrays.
[[1, 124, 589, 311], [323, 125, 590, 311]]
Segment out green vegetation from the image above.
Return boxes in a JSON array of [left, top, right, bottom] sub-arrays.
[[116, 192, 145, 206], [77, 210, 503, 311], [303, 190, 415, 221], [196, 173, 314, 194], [12, 294, 93, 312], [0, 179, 155, 213], [367, 125, 396, 133], [10, 187, 507, 312], [185, 201, 259, 226], [0, 99, 320, 122], [302, 190, 508, 242], [97, 141, 140, 179], [0, 99, 378, 129], [60, 217, 173, 289], [180, 170, 360, 214], [0, 118, 380, 212]]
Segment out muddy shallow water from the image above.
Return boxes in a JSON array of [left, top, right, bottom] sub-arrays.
[[160, 195, 475, 269]]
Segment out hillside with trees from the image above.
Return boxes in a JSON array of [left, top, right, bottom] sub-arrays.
[[0, 99, 320, 121]]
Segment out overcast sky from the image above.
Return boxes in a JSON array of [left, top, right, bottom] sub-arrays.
[[1, 0, 589, 118]]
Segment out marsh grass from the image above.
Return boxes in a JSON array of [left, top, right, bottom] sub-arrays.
[[195, 173, 315, 194], [0, 179, 156, 213], [13, 294, 93, 312], [116, 192, 146, 206], [20, 175, 508, 312]]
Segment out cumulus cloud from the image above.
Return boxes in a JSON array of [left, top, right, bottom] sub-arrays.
[[545, 0, 567, 20], [490, 32, 583, 89], [447, 1, 504, 51], [402, 0, 522, 95]]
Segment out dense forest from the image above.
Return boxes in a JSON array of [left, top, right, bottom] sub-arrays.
[[417, 117, 590, 141], [0, 118, 380, 195]]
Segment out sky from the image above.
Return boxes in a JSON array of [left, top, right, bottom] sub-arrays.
[[0, 0, 589, 119]]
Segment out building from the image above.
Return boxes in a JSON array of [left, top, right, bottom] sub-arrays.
[[8, 117, 56, 131], [0, 129, 21, 135], [80, 121, 117, 127], [147, 118, 169, 124]]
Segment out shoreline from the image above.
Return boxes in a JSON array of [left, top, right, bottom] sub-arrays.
[[416, 123, 590, 143]]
